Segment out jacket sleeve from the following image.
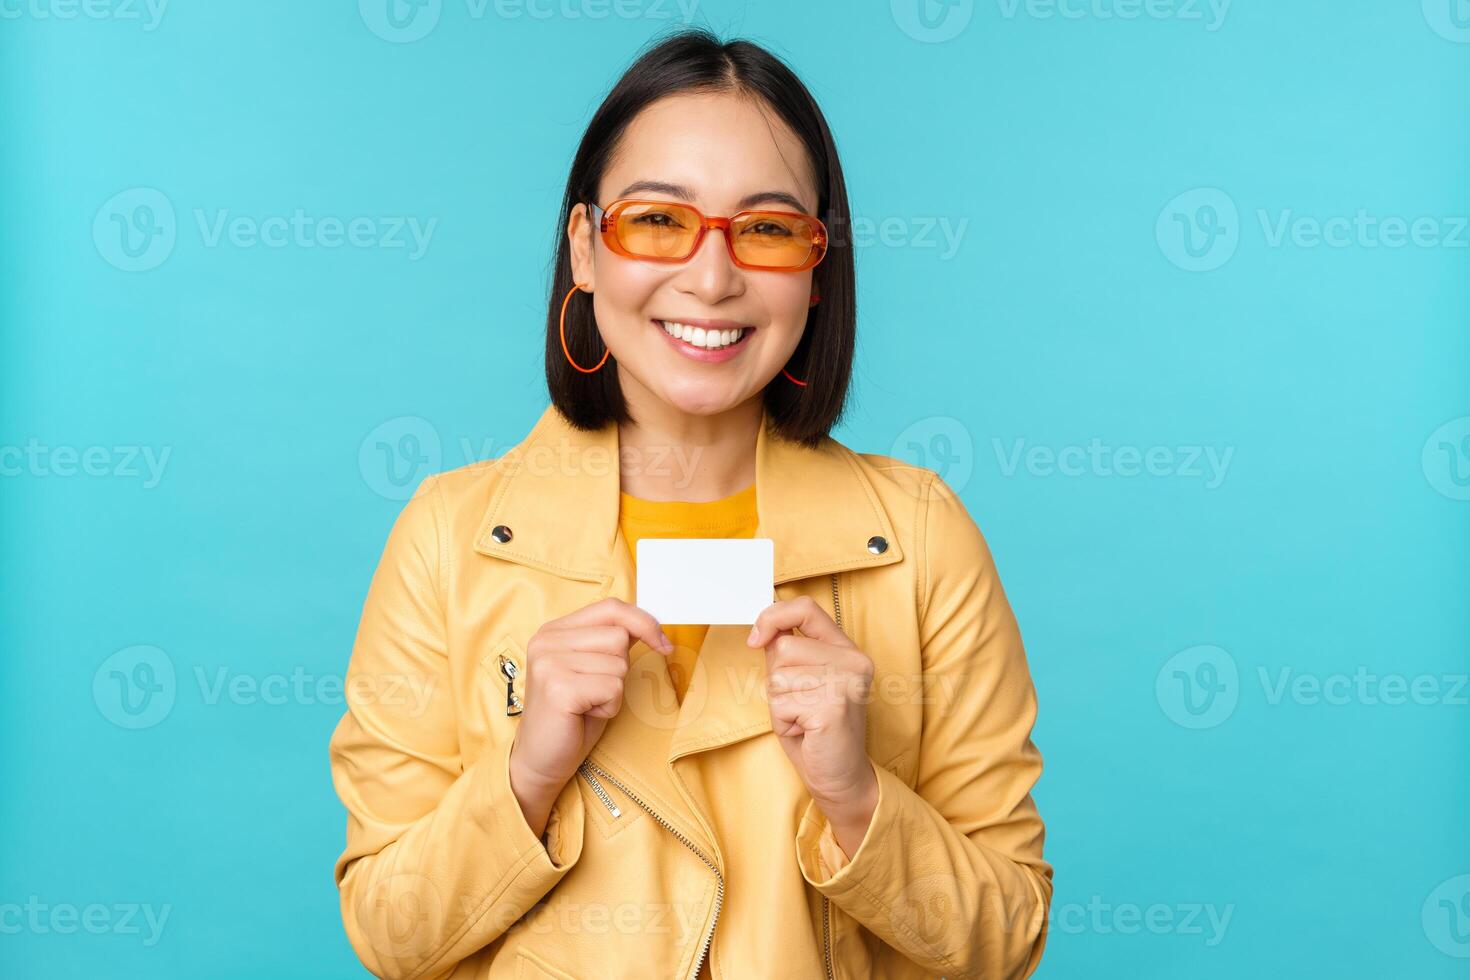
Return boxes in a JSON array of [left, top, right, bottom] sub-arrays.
[[794, 470, 1053, 980], [328, 475, 586, 980]]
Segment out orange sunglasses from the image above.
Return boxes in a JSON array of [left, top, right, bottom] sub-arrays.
[[588, 199, 829, 272]]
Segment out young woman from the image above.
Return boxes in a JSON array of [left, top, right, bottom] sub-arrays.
[[329, 29, 1051, 980]]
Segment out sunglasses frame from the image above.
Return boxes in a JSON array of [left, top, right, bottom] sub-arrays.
[[587, 198, 829, 272]]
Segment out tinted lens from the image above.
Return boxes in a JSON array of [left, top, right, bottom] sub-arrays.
[[612, 202, 701, 259], [731, 212, 820, 269]]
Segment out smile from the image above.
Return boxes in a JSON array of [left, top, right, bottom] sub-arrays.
[[653, 319, 753, 362]]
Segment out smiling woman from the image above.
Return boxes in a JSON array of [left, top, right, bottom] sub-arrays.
[[329, 26, 1051, 980]]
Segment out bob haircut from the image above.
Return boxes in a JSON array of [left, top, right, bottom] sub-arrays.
[[544, 28, 856, 449]]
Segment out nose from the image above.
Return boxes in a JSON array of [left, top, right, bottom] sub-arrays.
[[673, 222, 745, 306]]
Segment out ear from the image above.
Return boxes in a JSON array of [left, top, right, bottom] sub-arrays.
[[567, 203, 596, 290]]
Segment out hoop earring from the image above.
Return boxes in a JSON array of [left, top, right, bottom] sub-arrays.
[[782, 368, 807, 386], [559, 282, 610, 374]]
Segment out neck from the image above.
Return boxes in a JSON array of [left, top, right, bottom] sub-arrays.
[[617, 385, 762, 502]]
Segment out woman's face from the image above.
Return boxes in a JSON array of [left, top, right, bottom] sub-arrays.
[[568, 91, 820, 419]]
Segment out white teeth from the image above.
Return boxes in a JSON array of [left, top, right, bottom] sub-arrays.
[[659, 321, 747, 350]]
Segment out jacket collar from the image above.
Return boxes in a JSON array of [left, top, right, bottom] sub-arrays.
[[474, 402, 903, 585]]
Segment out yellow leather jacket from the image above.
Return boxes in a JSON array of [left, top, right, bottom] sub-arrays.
[[329, 403, 1052, 979]]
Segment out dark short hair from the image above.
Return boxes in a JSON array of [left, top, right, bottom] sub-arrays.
[[544, 28, 856, 448]]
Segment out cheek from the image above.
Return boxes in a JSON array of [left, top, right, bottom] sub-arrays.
[[592, 262, 665, 336], [751, 274, 814, 348], [760, 274, 813, 313]]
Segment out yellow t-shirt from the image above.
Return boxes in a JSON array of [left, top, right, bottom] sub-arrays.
[[618, 482, 758, 703]]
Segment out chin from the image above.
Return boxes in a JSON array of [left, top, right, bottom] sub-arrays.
[[657, 381, 748, 417]]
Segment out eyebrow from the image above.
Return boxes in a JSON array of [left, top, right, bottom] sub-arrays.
[[614, 180, 813, 214]]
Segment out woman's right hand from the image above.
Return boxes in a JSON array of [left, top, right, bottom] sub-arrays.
[[508, 598, 673, 837]]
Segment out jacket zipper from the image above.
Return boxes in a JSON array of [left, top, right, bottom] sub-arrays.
[[822, 571, 841, 980], [497, 654, 523, 716], [578, 759, 724, 980], [578, 765, 620, 817]]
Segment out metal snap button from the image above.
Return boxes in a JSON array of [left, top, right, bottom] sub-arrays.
[[867, 535, 888, 554], [490, 525, 513, 544]]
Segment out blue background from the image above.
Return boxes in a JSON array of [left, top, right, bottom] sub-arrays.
[[3, 1, 1468, 977]]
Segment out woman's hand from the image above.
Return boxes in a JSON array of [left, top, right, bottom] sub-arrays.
[[747, 596, 879, 859], [509, 598, 673, 837]]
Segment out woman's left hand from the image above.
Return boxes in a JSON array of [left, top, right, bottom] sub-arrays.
[[747, 596, 879, 858]]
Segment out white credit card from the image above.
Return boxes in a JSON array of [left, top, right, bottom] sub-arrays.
[[636, 538, 774, 625]]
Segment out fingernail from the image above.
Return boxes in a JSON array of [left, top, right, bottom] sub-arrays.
[[747, 625, 759, 646], [660, 632, 674, 652]]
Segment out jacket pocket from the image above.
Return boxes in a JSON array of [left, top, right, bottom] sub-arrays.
[[576, 764, 645, 841], [515, 947, 579, 980], [880, 746, 913, 783], [479, 636, 526, 719]]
